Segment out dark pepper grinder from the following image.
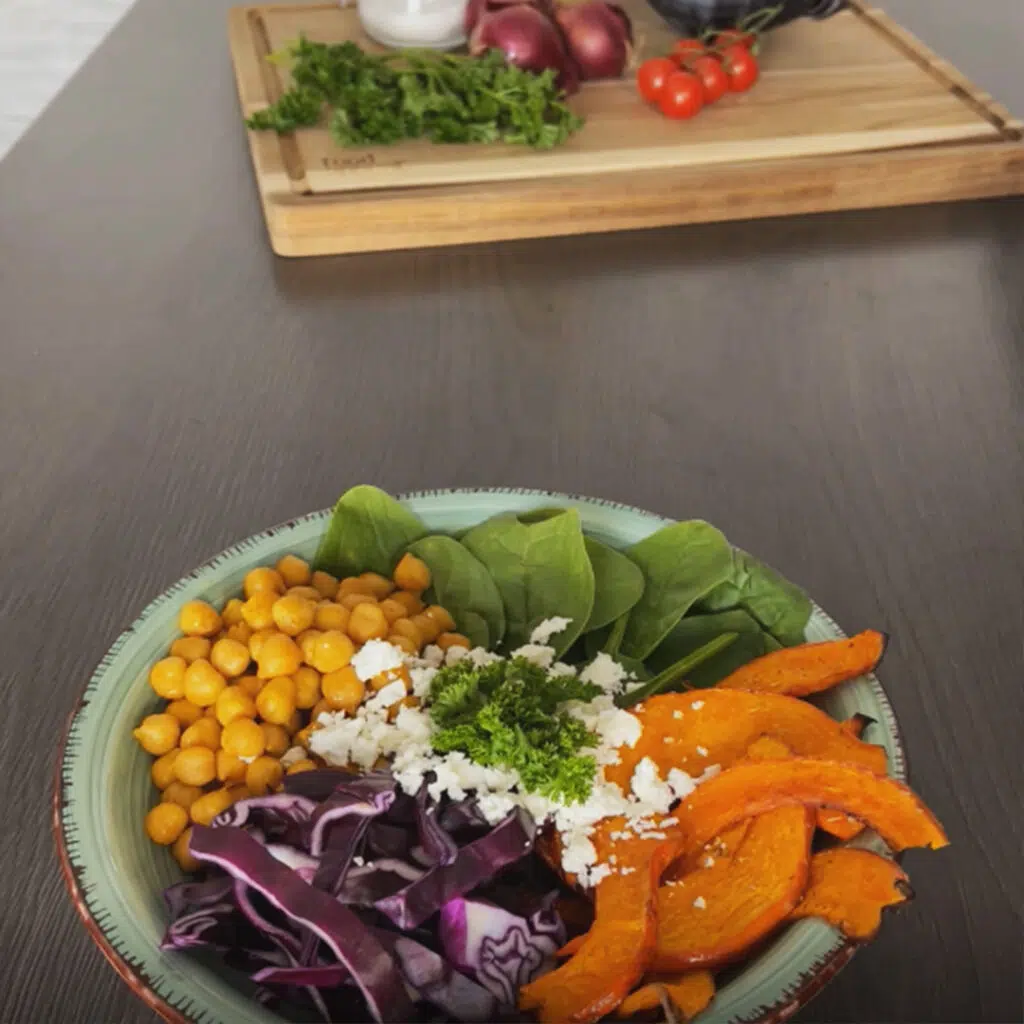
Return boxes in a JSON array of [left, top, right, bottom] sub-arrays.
[[645, 0, 845, 37]]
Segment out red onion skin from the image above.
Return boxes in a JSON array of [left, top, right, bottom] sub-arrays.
[[469, 5, 581, 94], [555, 1, 633, 81], [465, 0, 556, 37]]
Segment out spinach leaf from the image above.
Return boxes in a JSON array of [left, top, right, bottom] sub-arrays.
[[620, 521, 734, 661], [582, 538, 645, 633], [645, 610, 776, 689], [615, 633, 738, 708], [460, 510, 595, 657], [696, 548, 811, 647], [315, 485, 426, 577], [406, 534, 506, 650]]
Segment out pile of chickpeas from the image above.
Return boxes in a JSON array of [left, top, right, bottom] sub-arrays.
[[133, 552, 468, 872]]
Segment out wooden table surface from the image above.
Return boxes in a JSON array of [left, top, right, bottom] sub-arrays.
[[1, 0, 1022, 1021]]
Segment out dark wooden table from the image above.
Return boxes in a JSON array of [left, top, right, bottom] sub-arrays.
[[1, 0, 1022, 1021]]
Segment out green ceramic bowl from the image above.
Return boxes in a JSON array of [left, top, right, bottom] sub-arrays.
[[56, 488, 905, 1024]]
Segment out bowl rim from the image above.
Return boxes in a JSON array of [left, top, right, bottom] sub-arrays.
[[53, 486, 906, 1024]]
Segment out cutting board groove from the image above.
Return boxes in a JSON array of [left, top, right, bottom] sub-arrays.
[[227, 0, 1024, 256]]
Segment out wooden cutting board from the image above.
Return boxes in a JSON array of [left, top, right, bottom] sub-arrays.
[[228, 0, 1024, 255]]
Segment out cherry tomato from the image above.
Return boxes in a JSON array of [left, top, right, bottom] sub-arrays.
[[714, 28, 755, 49], [671, 38, 707, 66], [636, 57, 678, 105], [691, 54, 729, 105], [658, 71, 705, 120], [722, 44, 759, 92]]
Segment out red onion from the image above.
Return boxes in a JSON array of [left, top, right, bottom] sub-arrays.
[[469, 4, 581, 94], [555, 1, 632, 81], [465, 0, 555, 36]]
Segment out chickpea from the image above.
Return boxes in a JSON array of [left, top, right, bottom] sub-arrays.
[[215, 685, 258, 727], [183, 659, 227, 708], [271, 594, 316, 637], [245, 756, 284, 797], [170, 636, 211, 663], [225, 621, 253, 646], [358, 572, 395, 600], [388, 695, 421, 722], [180, 710, 223, 748], [221, 718, 266, 760], [340, 591, 377, 612], [173, 746, 217, 787], [261, 722, 291, 758], [288, 585, 322, 602], [256, 634, 303, 679], [393, 553, 431, 593], [149, 656, 187, 700], [293, 666, 322, 710], [165, 699, 204, 728], [337, 577, 366, 597], [243, 566, 285, 599], [256, 676, 296, 726], [348, 603, 390, 645], [172, 828, 201, 872], [210, 638, 251, 678], [390, 590, 425, 617], [378, 598, 407, 625], [387, 633, 419, 657], [286, 709, 303, 735], [151, 750, 181, 790], [221, 597, 246, 626], [314, 601, 349, 633], [297, 629, 322, 666], [310, 697, 333, 722], [236, 674, 264, 699], [162, 781, 204, 810], [228, 784, 252, 803], [436, 632, 471, 652], [190, 788, 235, 826], [320, 666, 365, 713], [391, 617, 425, 649], [133, 714, 181, 756], [179, 600, 222, 638], [248, 628, 276, 660], [145, 802, 188, 845], [412, 613, 442, 645], [310, 631, 355, 674], [216, 748, 247, 784], [276, 554, 312, 588], [311, 570, 339, 600], [295, 722, 321, 749], [423, 605, 457, 633], [241, 591, 277, 631], [286, 759, 317, 775]]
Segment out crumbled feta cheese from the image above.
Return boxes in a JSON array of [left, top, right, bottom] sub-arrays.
[[409, 664, 437, 698], [530, 617, 573, 645], [422, 645, 445, 668], [696, 745, 709, 757], [608, 855, 618, 865], [561, 835, 597, 877], [703, 856, 715, 869], [352, 855, 365, 867], [367, 679, 408, 711], [619, 866, 636, 876], [351, 640, 405, 682], [667, 768, 697, 800], [280, 745, 306, 768], [444, 645, 470, 666], [691, 700, 705, 710], [693, 896, 707, 910], [579, 652, 631, 695], [466, 647, 502, 668], [630, 758, 676, 814], [699, 764, 721, 782], [588, 863, 614, 886], [673, 710, 683, 720], [549, 661, 578, 678], [511, 643, 556, 668]]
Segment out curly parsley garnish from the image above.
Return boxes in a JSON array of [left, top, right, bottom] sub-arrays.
[[429, 657, 601, 804], [246, 40, 583, 150]]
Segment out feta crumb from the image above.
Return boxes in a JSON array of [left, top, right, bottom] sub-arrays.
[[608, 855, 618, 865], [668, 768, 697, 800], [280, 745, 306, 768], [696, 745, 709, 757], [691, 700, 705, 710], [351, 639, 405, 682], [561, 835, 597, 877], [693, 896, 707, 910], [466, 647, 502, 668], [444, 645, 470, 666], [699, 764, 722, 782], [630, 758, 676, 814], [703, 856, 715, 868], [511, 643, 556, 668], [530, 616, 573, 645], [673, 710, 683, 720], [422, 644, 445, 667], [619, 866, 636, 876], [367, 679, 408, 711], [409, 664, 437, 698], [579, 652, 631, 695], [549, 661, 578, 678], [352, 856, 365, 867]]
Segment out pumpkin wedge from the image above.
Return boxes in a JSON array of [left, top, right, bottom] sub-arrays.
[[791, 847, 913, 939], [603, 690, 887, 794], [715, 630, 887, 697], [618, 971, 715, 1019], [653, 805, 814, 970]]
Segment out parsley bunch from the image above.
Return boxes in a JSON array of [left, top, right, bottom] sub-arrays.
[[246, 40, 583, 150], [429, 657, 601, 804]]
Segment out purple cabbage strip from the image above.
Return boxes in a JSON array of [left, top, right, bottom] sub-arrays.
[[189, 825, 414, 1023], [439, 896, 565, 1006], [160, 901, 237, 952], [374, 808, 536, 931], [233, 879, 303, 958], [307, 787, 396, 856], [162, 876, 234, 921], [415, 785, 459, 866], [252, 963, 350, 988], [281, 767, 361, 801]]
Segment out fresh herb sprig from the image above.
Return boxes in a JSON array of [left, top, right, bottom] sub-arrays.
[[246, 40, 583, 150], [429, 657, 601, 804]]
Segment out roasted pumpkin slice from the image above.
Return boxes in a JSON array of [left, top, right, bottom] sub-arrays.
[[790, 847, 913, 939], [618, 971, 715, 1019], [519, 818, 682, 1024], [653, 806, 814, 971], [714, 630, 886, 697], [603, 690, 887, 793]]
